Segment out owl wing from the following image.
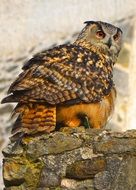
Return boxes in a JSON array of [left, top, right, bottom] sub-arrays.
[[2, 44, 112, 105]]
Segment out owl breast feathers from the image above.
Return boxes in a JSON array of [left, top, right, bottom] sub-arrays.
[[2, 21, 122, 134]]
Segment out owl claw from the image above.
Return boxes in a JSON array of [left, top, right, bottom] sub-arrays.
[[83, 116, 91, 129]]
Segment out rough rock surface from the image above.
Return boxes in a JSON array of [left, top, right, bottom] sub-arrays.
[[2, 129, 136, 190]]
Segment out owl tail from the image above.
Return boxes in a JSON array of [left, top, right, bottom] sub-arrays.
[[11, 103, 56, 135]]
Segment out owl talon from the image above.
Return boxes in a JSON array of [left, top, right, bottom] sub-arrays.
[[81, 115, 91, 129]]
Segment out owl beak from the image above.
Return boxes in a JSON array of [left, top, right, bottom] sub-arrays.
[[106, 38, 112, 48]]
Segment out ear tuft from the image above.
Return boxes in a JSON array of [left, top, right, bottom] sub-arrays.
[[84, 21, 96, 25]]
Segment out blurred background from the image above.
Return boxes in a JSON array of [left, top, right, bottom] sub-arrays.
[[0, 0, 136, 188]]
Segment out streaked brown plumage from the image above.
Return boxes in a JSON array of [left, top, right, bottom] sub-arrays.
[[2, 21, 122, 134]]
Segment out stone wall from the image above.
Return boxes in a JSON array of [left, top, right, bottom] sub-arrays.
[[0, 0, 135, 133], [3, 129, 136, 190]]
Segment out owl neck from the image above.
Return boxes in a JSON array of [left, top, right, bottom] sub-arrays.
[[74, 39, 118, 63]]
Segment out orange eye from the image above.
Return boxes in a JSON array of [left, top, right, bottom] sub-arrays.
[[96, 31, 105, 38], [113, 32, 120, 41]]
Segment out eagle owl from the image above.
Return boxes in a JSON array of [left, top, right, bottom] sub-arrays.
[[2, 21, 122, 135]]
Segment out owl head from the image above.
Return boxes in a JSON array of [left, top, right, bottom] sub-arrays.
[[76, 21, 123, 58]]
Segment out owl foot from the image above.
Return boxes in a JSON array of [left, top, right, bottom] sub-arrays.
[[82, 115, 91, 129]]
